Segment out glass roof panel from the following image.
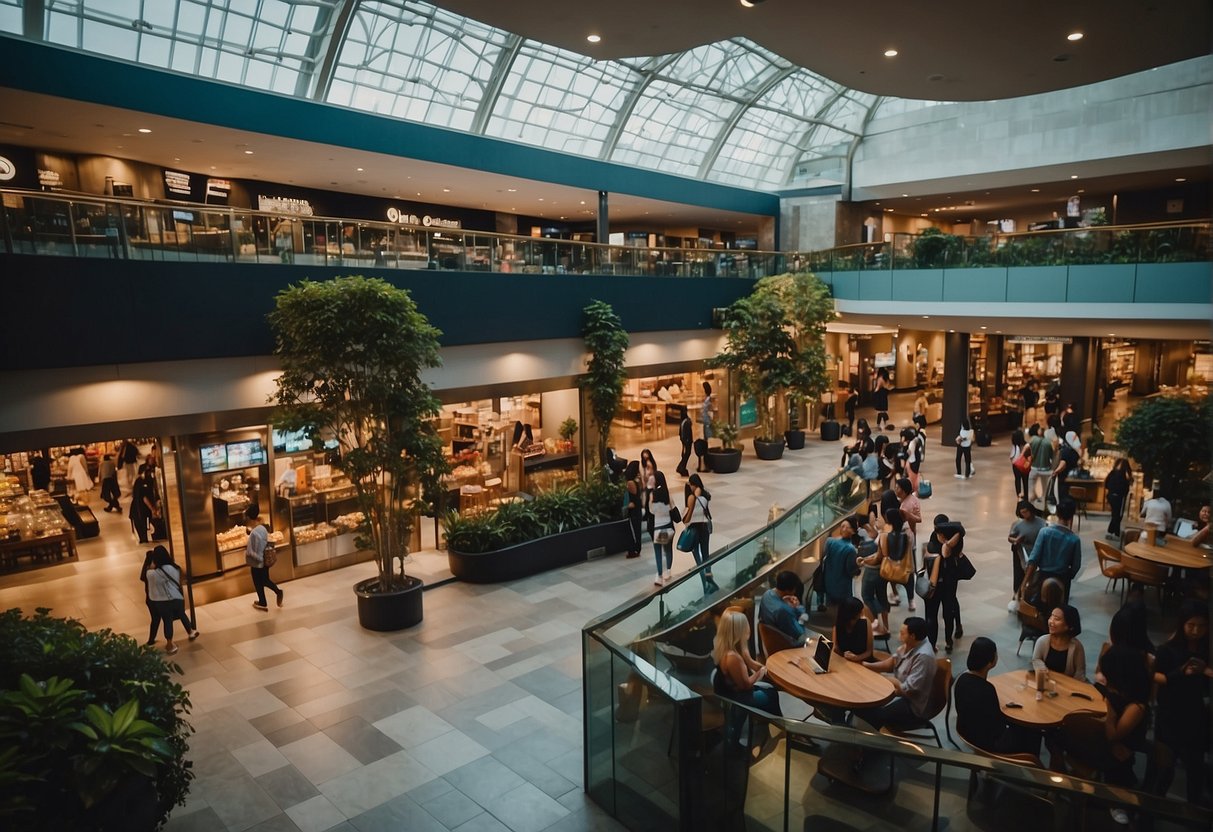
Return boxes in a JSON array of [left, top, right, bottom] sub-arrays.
[[611, 79, 737, 177], [711, 108, 808, 188], [0, 0, 21, 35], [487, 40, 640, 157], [660, 39, 786, 99]]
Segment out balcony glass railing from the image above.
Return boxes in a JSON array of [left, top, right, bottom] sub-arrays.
[[582, 470, 1212, 832], [0, 188, 788, 278], [801, 221, 1211, 272]]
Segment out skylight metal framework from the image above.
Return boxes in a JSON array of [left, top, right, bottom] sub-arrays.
[[1, 0, 933, 190]]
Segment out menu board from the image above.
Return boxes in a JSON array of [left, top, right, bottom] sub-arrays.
[[272, 428, 312, 454], [200, 443, 228, 474], [226, 439, 267, 469]]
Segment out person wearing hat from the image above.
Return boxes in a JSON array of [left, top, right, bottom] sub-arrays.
[[1008, 500, 1046, 601]]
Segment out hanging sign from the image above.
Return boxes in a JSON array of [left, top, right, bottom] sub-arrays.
[[258, 195, 314, 216]]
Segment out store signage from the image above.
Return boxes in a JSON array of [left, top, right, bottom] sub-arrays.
[[1066, 196, 1081, 218], [38, 167, 63, 190], [386, 206, 460, 229], [1008, 336, 1073, 344], [0, 156, 14, 181], [205, 178, 231, 203], [738, 398, 758, 429], [163, 169, 192, 197], [259, 195, 314, 216]]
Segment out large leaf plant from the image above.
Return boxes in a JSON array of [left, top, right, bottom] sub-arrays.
[[269, 275, 450, 591]]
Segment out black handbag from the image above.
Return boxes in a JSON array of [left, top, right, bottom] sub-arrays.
[[955, 553, 977, 581]]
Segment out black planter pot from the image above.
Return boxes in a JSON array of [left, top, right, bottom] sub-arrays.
[[706, 448, 742, 474], [448, 519, 632, 583], [753, 437, 786, 460], [784, 430, 806, 450], [354, 574, 424, 631]]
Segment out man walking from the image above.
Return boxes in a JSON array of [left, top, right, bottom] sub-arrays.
[[675, 411, 693, 477], [245, 505, 284, 611]]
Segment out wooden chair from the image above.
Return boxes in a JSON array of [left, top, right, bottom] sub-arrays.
[[757, 621, 797, 659], [1092, 539, 1127, 597], [1016, 578, 1064, 655], [956, 724, 1044, 799], [1120, 527, 1143, 547], [1118, 552, 1168, 612], [1067, 484, 1092, 531]]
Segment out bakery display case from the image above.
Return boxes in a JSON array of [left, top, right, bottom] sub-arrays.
[[278, 482, 364, 566], [0, 481, 77, 573]]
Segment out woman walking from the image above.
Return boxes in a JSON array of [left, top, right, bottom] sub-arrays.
[[139, 549, 163, 647], [144, 545, 198, 655], [649, 472, 676, 585], [1008, 428, 1029, 501], [1104, 458, 1133, 541], [66, 447, 93, 505], [683, 474, 716, 594], [856, 509, 901, 637], [872, 368, 891, 431], [624, 460, 643, 558], [954, 417, 975, 479], [925, 520, 964, 653]]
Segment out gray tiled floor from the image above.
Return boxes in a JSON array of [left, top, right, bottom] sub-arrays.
[[6, 393, 1186, 831]]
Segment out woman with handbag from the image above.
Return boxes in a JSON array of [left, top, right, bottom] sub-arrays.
[[857, 508, 910, 637], [925, 521, 966, 653], [144, 545, 198, 655], [650, 472, 677, 586], [680, 474, 717, 594]]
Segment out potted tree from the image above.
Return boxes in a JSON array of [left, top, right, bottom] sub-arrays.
[[269, 275, 449, 631], [1114, 394, 1211, 512], [581, 300, 629, 468], [770, 273, 834, 450], [706, 421, 742, 474], [557, 417, 579, 454]]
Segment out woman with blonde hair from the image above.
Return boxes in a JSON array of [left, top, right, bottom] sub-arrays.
[[712, 610, 782, 716]]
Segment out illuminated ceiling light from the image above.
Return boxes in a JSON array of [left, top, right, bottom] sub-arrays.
[[1067, 32, 1084, 41], [586, 34, 601, 43], [356, 167, 364, 172], [1031, 188, 1041, 193], [1175, 177, 1187, 182], [922, 315, 930, 319], [901, 193, 909, 197], [740, 0, 768, 7], [507, 188, 517, 192], [244, 150, 254, 155], [442, 188, 451, 193], [137, 127, 152, 133], [1070, 174, 1078, 179], [980, 326, 988, 330], [884, 49, 898, 57]]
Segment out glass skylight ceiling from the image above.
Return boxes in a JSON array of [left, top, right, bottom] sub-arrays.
[[2, 0, 943, 190]]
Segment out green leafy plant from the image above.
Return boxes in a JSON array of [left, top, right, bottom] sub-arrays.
[[269, 276, 450, 592], [712, 421, 739, 450], [558, 417, 579, 442], [1114, 395, 1211, 501], [581, 300, 629, 467], [0, 609, 193, 830], [443, 473, 623, 553]]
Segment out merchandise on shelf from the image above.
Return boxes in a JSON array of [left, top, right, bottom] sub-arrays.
[[332, 511, 366, 533], [216, 524, 249, 551], [293, 523, 337, 544]]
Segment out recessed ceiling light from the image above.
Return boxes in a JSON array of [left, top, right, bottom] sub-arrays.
[[1031, 188, 1040, 193], [173, 157, 180, 162], [507, 188, 517, 193], [884, 49, 898, 58], [980, 326, 988, 330], [901, 193, 909, 197], [948, 329, 955, 333], [137, 127, 152, 133], [244, 150, 254, 155], [1067, 32, 1084, 41], [1175, 177, 1187, 182], [442, 188, 451, 193], [586, 34, 601, 43], [538, 198, 544, 202], [580, 200, 586, 205], [356, 167, 363, 171], [1070, 174, 1078, 179], [922, 315, 930, 319], [1108, 333, 1115, 337]]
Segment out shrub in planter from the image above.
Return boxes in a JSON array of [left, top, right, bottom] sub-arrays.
[[444, 473, 624, 554], [0, 608, 193, 831]]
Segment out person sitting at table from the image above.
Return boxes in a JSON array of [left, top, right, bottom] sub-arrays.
[[954, 637, 1041, 756], [1032, 604, 1088, 682], [712, 609, 782, 718], [760, 570, 807, 646], [1181, 503, 1210, 547], [833, 596, 874, 665], [1021, 499, 1082, 602], [1152, 600, 1211, 805], [1139, 490, 1173, 541], [1084, 644, 1172, 824], [856, 616, 936, 732], [814, 519, 859, 612]]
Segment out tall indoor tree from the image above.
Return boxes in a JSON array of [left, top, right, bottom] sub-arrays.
[[769, 272, 835, 431], [581, 300, 629, 468], [268, 276, 448, 626]]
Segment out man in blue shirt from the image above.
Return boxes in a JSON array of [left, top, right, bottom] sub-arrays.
[[760, 570, 807, 646], [817, 518, 860, 609], [1021, 499, 1082, 601]]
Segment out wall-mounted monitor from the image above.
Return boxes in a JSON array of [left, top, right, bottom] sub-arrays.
[[200, 443, 228, 474], [874, 352, 896, 369], [272, 428, 312, 454], [226, 439, 267, 469]]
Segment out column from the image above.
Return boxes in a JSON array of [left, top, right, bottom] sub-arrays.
[[596, 190, 609, 245], [1059, 338, 1095, 431], [940, 331, 970, 444]]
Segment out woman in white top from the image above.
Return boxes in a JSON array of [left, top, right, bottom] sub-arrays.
[[954, 417, 975, 480], [66, 448, 93, 503], [144, 545, 198, 654], [649, 472, 676, 585], [683, 474, 716, 594]]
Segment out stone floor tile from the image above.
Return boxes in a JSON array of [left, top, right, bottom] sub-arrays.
[[256, 764, 322, 810], [284, 795, 348, 832]]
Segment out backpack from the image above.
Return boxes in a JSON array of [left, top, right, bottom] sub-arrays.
[[879, 531, 912, 584]]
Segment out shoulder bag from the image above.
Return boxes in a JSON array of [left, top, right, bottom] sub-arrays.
[[263, 543, 278, 569], [1013, 445, 1033, 475], [955, 552, 977, 581], [677, 499, 698, 552], [879, 532, 912, 584], [914, 557, 936, 600]]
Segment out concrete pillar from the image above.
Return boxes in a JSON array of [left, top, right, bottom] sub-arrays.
[[596, 190, 609, 245], [941, 332, 970, 445], [1059, 338, 1097, 431]]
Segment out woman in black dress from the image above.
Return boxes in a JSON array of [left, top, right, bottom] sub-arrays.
[[1103, 458, 1132, 541], [872, 368, 891, 431], [624, 460, 643, 558]]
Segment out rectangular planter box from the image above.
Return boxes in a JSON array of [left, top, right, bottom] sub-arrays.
[[448, 519, 632, 583]]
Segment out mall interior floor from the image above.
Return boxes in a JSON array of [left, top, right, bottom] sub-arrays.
[[1, 389, 1180, 832]]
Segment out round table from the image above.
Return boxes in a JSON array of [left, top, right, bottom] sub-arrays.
[[1125, 540, 1212, 571], [988, 670, 1105, 728], [765, 643, 895, 709]]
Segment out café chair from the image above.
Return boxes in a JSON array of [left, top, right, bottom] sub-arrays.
[[956, 723, 1044, 800], [1117, 552, 1168, 612], [757, 622, 797, 659], [1066, 484, 1092, 531], [1092, 540, 1127, 598], [1120, 527, 1143, 547]]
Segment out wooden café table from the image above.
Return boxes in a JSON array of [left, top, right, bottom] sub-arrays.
[[1125, 539, 1212, 571], [989, 670, 1105, 728], [766, 641, 895, 793]]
